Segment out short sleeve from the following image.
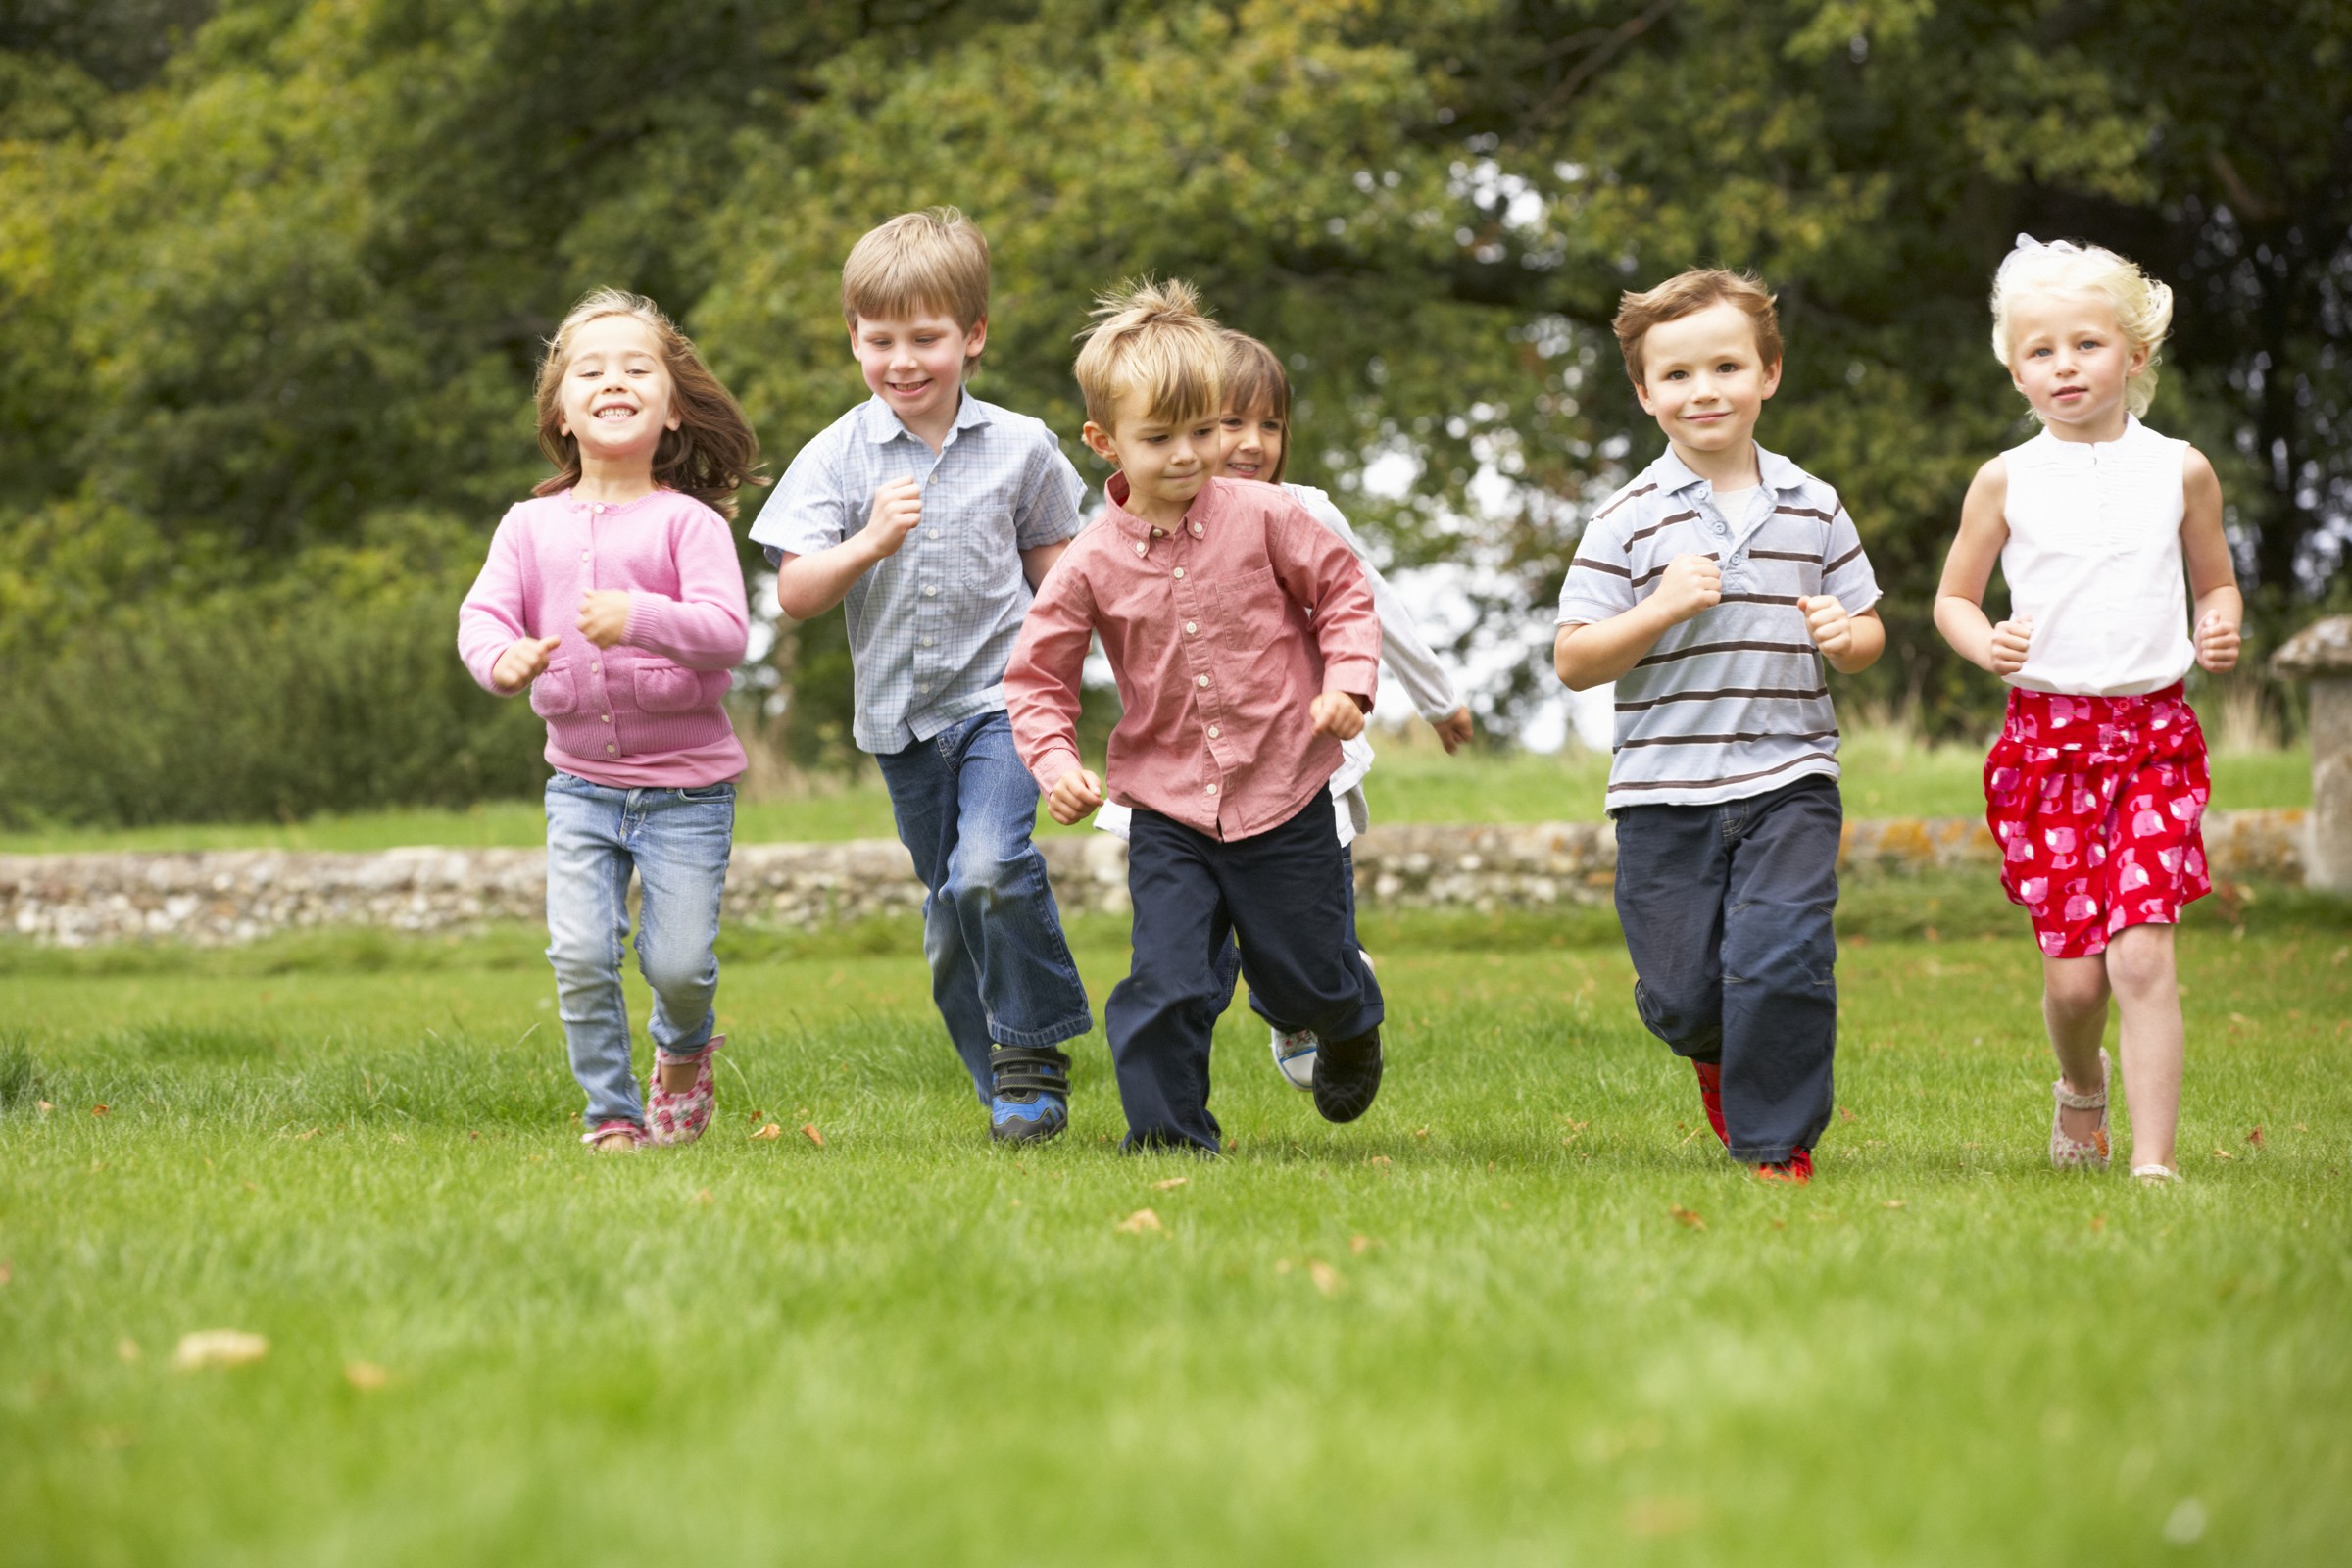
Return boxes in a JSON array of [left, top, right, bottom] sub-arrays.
[[1013, 431, 1087, 550], [1820, 506, 1881, 615], [748, 428, 856, 564], [1555, 520, 1638, 626]]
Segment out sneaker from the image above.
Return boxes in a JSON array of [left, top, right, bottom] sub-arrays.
[[581, 1119, 646, 1152], [1692, 1060, 1728, 1148], [1311, 1027, 1383, 1124], [647, 1034, 724, 1148], [1270, 1027, 1318, 1091], [1755, 1148, 1813, 1184], [988, 1045, 1071, 1145]]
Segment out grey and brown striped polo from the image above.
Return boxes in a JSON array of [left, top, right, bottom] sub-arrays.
[[1556, 443, 1880, 811]]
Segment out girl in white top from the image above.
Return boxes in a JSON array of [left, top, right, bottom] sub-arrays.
[[1935, 236, 2243, 1184]]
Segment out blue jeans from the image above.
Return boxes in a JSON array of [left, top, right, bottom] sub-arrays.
[[544, 771, 734, 1129], [1611, 774, 1842, 1163], [874, 710, 1093, 1101]]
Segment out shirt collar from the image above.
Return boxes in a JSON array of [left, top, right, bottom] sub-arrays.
[[1644, 440, 1805, 500], [858, 389, 992, 445], [1102, 472, 1216, 546]]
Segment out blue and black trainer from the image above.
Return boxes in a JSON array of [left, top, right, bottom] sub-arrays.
[[988, 1045, 1071, 1145]]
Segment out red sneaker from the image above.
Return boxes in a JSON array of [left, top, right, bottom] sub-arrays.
[[1692, 1061, 1729, 1149], [1755, 1148, 1813, 1184]]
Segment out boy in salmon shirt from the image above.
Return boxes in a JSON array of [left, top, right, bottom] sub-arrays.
[[1005, 280, 1385, 1153]]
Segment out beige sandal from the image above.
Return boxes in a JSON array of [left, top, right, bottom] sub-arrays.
[[2132, 1164, 2179, 1185], [2050, 1048, 2112, 1169]]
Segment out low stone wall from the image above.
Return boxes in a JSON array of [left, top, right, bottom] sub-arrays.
[[0, 808, 2309, 948]]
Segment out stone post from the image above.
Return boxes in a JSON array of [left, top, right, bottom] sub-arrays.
[[2272, 615, 2352, 894]]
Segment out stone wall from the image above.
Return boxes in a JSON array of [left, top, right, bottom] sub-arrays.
[[0, 808, 2309, 948]]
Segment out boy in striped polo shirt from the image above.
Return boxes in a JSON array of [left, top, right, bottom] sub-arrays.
[[1554, 270, 1884, 1183]]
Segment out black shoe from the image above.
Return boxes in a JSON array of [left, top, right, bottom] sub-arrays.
[[988, 1045, 1071, 1145], [1311, 1027, 1382, 1124]]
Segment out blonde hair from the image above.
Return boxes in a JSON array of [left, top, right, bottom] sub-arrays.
[[1989, 235, 2175, 417], [1612, 269, 1783, 387], [1219, 329, 1294, 484], [842, 207, 991, 333], [1072, 278, 1222, 431], [532, 289, 762, 518]]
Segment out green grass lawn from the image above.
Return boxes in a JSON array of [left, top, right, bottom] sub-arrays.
[[0, 730, 2315, 856], [4, 889, 2348, 1565]]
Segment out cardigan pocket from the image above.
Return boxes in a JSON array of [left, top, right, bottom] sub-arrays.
[[528, 665, 579, 718], [634, 662, 717, 714]]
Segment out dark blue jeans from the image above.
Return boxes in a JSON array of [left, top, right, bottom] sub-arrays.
[[1612, 774, 1842, 1163], [874, 710, 1094, 1102], [1109, 796, 1384, 1153]]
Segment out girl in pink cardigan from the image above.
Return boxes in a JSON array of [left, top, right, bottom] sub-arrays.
[[458, 289, 762, 1152]]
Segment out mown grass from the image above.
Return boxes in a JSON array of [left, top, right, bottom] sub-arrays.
[[3, 889, 2348, 1566], [0, 730, 2314, 856]]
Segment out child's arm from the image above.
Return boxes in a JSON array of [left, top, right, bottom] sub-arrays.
[[1934, 458, 2034, 675], [1021, 540, 1072, 589], [1800, 502, 1886, 675], [1004, 559, 1102, 824], [457, 514, 562, 695], [774, 480, 921, 620], [1297, 491, 1473, 749], [2182, 448, 2243, 671], [575, 514, 751, 669], [1553, 554, 1720, 690], [1267, 504, 1381, 740], [1015, 438, 1088, 592]]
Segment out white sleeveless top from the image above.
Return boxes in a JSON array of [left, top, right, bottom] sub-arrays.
[[1999, 416, 2195, 697]]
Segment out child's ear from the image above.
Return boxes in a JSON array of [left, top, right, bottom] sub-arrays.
[[1080, 420, 1117, 464], [1759, 357, 1785, 400], [964, 316, 989, 362]]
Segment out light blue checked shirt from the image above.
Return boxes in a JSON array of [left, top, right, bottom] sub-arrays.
[[752, 392, 1087, 754]]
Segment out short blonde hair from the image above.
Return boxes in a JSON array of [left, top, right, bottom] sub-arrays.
[[1612, 269, 1783, 387], [1989, 235, 2174, 417], [1073, 278, 1222, 431], [531, 288, 762, 518], [842, 207, 990, 332]]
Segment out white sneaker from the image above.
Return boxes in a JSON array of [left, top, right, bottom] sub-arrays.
[[1266, 951, 1374, 1092]]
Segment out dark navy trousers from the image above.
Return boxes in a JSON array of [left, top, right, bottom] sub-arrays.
[[1612, 774, 1842, 1164], [1109, 796, 1384, 1153]]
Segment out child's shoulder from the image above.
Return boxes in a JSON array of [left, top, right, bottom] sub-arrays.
[[962, 395, 1075, 462]]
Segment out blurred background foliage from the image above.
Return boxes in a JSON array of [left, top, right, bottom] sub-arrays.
[[0, 0, 2345, 826]]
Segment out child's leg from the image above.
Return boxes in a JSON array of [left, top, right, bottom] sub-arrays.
[[873, 725, 997, 1102], [1243, 844, 1361, 1032], [1103, 811, 1236, 1152], [1611, 803, 1730, 1064], [544, 774, 644, 1133], [2105, 922, 2183, 1170], [1223, 809, 1381, 1047], [629, 784, 735, 1094], [2039, 954, 2113, 1145], [1717, 777, 1842, 1164]]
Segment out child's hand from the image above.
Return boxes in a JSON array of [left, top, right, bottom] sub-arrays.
[[1800, 595, 1854, 660], [492, 635, 562, 693], [1432, 706, 1475, 754], [1653, 553, 1723, 624], [576, 590, 632, 648], [1310, 691, 1367, 741], [1988, 615, 2034, 675], [1046, 767, 1104, 825], [866, 478, 923, 560], [2195, 612, 2241, 672]]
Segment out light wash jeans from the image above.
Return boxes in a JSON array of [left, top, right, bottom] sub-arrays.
[[873, 710, 1094, 1101], [544, 770, 734, 1129]]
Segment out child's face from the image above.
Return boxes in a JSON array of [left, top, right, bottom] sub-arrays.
[[849, 309, 985, 430], [558, 315, 680, 462], [2006, 290, 2145, 438], [1218, 401, 1285, 482], [1633, 302, 1782, 461], [1083, 388, 1219, 519]]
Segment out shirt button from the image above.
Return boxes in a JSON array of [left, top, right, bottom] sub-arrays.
[[923, 585, 939, 597], [1204, 783, 1218, 795], [1172, 566, 1186, 579], [1191, 523, 1203, 537], [919, 637, 934, 648], [1713, 521, 1728, 534], [581, 551, 590, 561], [591, 662, 601, 673], [1196, 674, 1210, 688], [1207, 724, 1220, 738], [1184, 621, 1197, 635], [592, 504, 605, 514], [916, 683, 929, 693], [1152, 527, 1165, 537], [605, 744, 616, 755], [601, 713, 611, 724], [1135, 541, 1148, 556]]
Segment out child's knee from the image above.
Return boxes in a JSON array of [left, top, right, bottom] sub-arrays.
[[1634, 974, 1723, 1051], [2041, 958, 2109, 1016], [947, 838, 1030, 913], [2103, 925, 2177, 998]]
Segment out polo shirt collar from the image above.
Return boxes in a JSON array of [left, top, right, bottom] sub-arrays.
[[1645, 440, 1804, 500], [858, 389, 992, 445]]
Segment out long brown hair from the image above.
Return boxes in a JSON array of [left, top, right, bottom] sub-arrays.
[[531, 288, 764, 518], [1219, 328, 1294, 485]]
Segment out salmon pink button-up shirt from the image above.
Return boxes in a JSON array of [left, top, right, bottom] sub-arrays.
[[1007, 475, 1380, 840]]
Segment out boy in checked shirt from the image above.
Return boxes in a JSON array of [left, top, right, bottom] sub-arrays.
[[1005, 281, 1385, 1154], [1554, 269, 1884, 1184]]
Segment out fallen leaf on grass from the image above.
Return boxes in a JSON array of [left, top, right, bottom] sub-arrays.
[[0, 1261, 9, 1287], [172, 1330, 268, 1371], [1350, 1235, 1378, 1255], [1366, 1154, 1391, 1167], [343, 1361, 389, 1391], [749, 1123, 782, 1141], [35, 1101, 52, 1116], [466, 1130, 481, 1141], [1152, 1176, 1189, 1191], [1308, 1260, 1344, 1297], [2247, 1126, 2266, 1149], [1838, 1106, 1859, 1121], [91, 1104, 109, 1117], [1412, 1126, 1430, 1141], [692, 1188, 713, 1206], [1669, 1205, 1705, 1230], [2090, 1214, 2106, 1233], [800, 1123, 825, 1148], [116, 1338, 140, 1362], [1883, 1200, 1906, 1209], [2211, 1148, 2234, 1161], [294, 1127, 320, 1141], [1114, 1208, 1163, 1235]]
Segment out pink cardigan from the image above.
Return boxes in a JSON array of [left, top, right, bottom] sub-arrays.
[[458, 489, 750, 788]]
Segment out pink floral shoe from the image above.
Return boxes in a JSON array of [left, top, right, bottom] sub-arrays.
[[647, 1034, 724, 1148], [582, 1119, 647, 1152], [2050, 1048, 2112, 1170]]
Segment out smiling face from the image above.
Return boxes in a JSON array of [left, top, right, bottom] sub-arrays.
[[1218, 400, 1286, 483], [1633, 301, 1782, 466], [557, 314, 680, 463], [850, 309, 985, 440], [1083, 387, 1218, 527], [2004, 289, 2145, 441]]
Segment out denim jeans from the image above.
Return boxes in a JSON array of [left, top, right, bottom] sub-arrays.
[[874, 710, 1093, 1101], [1611, 774, 1842, 1163], [544, 771, 734, 1129]]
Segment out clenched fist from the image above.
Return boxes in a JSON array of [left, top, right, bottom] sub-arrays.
[[492, 634, 563, 694], [577, 590, 632, 649], [1046, 766, 1105, 825], [1653, 553, 1722, 625], [1800, 595, 1854, 660], [1310, 691, 1367, 741], [1988, 615, 2034, 676], [865, 478, 923, 560]]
